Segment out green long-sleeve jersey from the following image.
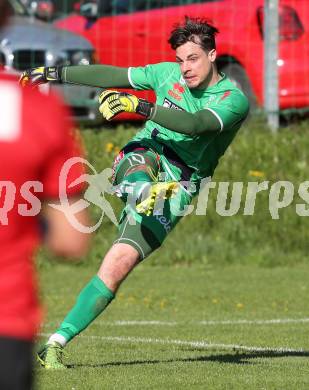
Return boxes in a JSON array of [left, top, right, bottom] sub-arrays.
[[62, 62, 249, 180], [131, 62, 249, 180]]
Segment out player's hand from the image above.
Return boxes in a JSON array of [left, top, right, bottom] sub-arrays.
[[19, 66, 62, 88], [99, 90, 138, 120], [99, 90, 155, 120]]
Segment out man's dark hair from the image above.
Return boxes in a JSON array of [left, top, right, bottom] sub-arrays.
[[168, 16, 219, 52], [0, 0, 11, 29]]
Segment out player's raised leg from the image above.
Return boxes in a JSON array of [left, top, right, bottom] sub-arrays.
[[37, 146, 187, 369]]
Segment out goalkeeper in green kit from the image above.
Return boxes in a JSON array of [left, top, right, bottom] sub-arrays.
[[20, 17, 249, 368]]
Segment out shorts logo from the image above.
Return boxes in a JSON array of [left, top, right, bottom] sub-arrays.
[[112, 152, 146, 183], [127, 153, 146, 166], [155, 215, 171, 233], [163, 98, 184, 111]]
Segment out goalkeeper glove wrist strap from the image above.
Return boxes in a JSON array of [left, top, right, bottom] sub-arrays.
[[136, 99, 156, 120], [45, 66, 63, 83]]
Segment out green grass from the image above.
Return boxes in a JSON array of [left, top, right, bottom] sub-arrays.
[[35, 116, 309, 388], [36, 262, 309, 389]]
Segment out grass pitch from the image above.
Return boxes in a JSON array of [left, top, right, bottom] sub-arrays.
[[35, 117, 309, 388], [36, 262, 309, 390]]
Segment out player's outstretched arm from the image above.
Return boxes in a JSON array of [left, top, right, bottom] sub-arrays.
[[19, 65, 132, 89], [149, 104, 223, 134], [99, 90, 221, 132]]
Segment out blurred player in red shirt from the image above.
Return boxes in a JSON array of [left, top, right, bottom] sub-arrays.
[[0, 1, 90, 388]]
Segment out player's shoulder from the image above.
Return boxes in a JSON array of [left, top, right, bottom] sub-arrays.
[[220, 74, 248, 99], [220, 75, 250, 111], [147, 62, 181, 85], [144, 61, 179, 74], [146, 61, 178, 69]]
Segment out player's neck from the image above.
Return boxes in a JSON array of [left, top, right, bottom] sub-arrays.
[[197, 66, 221, 90]]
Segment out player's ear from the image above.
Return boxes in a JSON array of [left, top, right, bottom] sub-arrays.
[[208, 49, 217, 63]]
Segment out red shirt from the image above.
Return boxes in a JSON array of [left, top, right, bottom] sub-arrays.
[[0, 73, 84, 340]]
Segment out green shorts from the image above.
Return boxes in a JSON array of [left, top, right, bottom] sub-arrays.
[[112, 139, 198, 260]]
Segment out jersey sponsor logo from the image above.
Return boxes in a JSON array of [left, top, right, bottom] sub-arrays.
[[163, 98, 184, 111], [167, 82, 185, 101], [168, 89, 182, 101], [173, 83, 185, 94]]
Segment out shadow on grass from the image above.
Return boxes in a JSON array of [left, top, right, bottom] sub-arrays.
[[68, 350, 309, 369]]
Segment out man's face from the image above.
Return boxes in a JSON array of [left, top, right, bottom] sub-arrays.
[[176, 39, 216, 89]]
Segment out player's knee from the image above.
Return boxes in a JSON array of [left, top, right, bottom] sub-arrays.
[[111, 254, 136, 279], [99, 244, 140, 286]]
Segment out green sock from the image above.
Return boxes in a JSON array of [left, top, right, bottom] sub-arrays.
[[55, 275, 114, 343]]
